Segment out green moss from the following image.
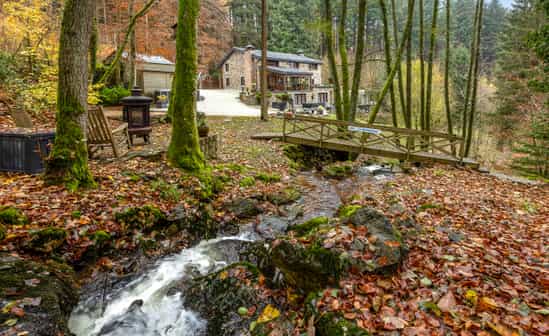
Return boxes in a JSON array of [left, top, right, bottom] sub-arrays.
[[196, 171, 226, 201], [316, 313, 370, 336], [28, 227, 67, 253], [338, 205, 362, 218], [167, 0, 205, 172], [115, 205, 166, 232], [0, 207, 29, 225], [91, 230, 111, 245], [268, 187, 301, 205], [322, 162, 354, 179], [292, 217, 329, 236], [418, 203, 441, 212], [71, 210, 82, 219], [0, 223, 6, 241], [240, 176, 256, 187], [255, 172, 281, 183]]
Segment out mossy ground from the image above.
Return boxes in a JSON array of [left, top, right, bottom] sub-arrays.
[[0, 207, 29, 225]]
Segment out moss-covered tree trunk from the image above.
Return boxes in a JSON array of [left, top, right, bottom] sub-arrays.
[[390, 0, 407, 122], [338, 0, 351, 121], [45, 0, 95, 190], [379, 0, 398, 127], [350, 0, 367, 122], [444, 0, 454, 153], [461, 0, 481, 156], [419, 0, 426, 131], [465, 0, 484, 157], [405, 21, 413, 128], [323, 0, 344, 121], [168, 0, 205, 172], [369, 0, 416, 124], [425, 0, 440, 134]]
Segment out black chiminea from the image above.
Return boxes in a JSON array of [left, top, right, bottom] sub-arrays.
[[121, 87, 153, 144]]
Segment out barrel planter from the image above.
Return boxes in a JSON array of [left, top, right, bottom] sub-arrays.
[[0, 129, 55, 174]]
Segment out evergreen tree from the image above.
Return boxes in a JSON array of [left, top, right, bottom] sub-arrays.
[[494, 0, 545, 147], [229, 0, 262, 47], [512, 115, 549, 178], [481, 0, 507, 74]]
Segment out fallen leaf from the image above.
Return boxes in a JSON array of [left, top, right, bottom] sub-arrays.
[[382, 316, 408, 330], [438, 291, 457, 313], [257, 304, 280, 324]]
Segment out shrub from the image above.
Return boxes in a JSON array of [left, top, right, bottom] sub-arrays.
[[99, 86, 130, 106]]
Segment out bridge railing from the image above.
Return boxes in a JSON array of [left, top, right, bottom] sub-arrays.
[[282, 115, 465, 161]]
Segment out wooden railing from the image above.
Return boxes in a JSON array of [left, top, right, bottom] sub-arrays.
[[282, 115, 465, 162]]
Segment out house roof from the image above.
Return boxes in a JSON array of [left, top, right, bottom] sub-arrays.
[[121, 52, 175, 65], [252, 50, 322, 65], [266, 66, 313, 76], [218, 47, 322, 68]]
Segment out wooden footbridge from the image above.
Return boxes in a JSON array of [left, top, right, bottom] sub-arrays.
[[254, 115, 479, 168]]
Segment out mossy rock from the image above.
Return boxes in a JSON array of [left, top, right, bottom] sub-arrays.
[[227, 198, 263, 219], [316, 313, 370, 336], [182, 266, 268, 336], [0, 254, 78, 335], [322, 162, 355, 179], [271, 239, 347, 293], [166, 204, 221, 240], [240, 176, 256, 187], [291, 216, 329, 236], [27, 227, 67, 254], [267, 187, 301, 205], [115, 205, 167, 232], [338, 205, 362, 219], [0, 223, 6, 241], [0, 206, 29, 226]]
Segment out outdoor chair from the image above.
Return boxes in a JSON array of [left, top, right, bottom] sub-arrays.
[[87, 105, 130, 158]]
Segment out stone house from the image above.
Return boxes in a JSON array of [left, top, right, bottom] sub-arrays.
[[219, 45, 333, 106]]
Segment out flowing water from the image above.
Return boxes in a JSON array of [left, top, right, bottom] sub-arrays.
[[68, 235, 255, 336], [69, 167, 392, 336]]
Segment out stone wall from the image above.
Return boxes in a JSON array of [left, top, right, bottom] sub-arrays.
[[97, 0, 231, 74]]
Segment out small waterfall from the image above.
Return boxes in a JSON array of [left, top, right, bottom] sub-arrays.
[[69, 234, 254, 336]]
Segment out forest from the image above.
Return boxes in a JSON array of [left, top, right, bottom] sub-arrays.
[[0, 1, 547, 336]]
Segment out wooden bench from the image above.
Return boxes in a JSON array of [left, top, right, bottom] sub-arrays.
[[87, 105, 130, 158]]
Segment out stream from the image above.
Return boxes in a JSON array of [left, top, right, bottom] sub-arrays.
[[68, 166, 393, 336]]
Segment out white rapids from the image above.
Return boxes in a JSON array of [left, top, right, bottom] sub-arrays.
[[68, 234, 255, 336]]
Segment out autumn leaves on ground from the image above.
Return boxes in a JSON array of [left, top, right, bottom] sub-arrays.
[[0, 117, 547, 335]]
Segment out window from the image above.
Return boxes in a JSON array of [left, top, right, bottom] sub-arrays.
[[225, 63, 230, 72], [309, 64, 318, 70], [241, 76, 245, 86], [290, 62, 299, 69], [226, 78, 230, 87], [319, 92, 328, 103], [295, 94, 307, 105], [267, 60, 279, 67]]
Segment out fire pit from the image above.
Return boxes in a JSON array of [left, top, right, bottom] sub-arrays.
[[120, 87, 153, 144]]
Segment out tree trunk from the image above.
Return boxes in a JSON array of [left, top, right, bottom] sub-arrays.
[[260, 0, 269, 121], [419, 0, 425, 131], [45, 0, 95, 190], [425, 0, 440, 133], [89, 17, 98, 82], [379, 0, 398, 127], [461, 0, 481, 142], [405, 19, 412, 129], [98, 0, 157, 85], [465, 0, 484, 157], [128, 0, 137, 89], [338, 0, 351, 121], [350, 0, 367, 122], [323, 0, 344, 121], [390, 0, 407, 123], [370, 0, 416, 124], [444, 0, 454, 153], [168, 0, 205, 172]]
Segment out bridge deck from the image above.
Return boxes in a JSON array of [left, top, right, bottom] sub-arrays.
[[252, 116, 479, 168]]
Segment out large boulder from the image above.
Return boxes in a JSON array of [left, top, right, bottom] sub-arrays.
[[226, 198, 263, 219], [272, 208, 407, 293], [0, 254, 78, 336]]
